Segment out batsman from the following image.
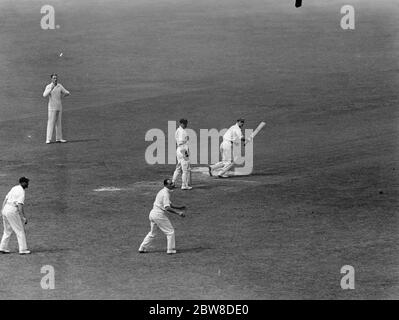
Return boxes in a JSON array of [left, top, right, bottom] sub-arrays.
[[208, 119, 266, 178], [208, 118, 246, 178]]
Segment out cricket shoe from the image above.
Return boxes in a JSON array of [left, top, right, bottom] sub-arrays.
[[167, 250, 177, 255], [217, 174, 229, 179], [19, 250, 31, 255], [56, 139, 67, 143], [181, 186, 193, 190], [138, 249, 148, 253], [45, 140, 51, 144], [0, 249, 10, 254]]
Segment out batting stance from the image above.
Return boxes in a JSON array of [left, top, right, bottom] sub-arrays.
[[139, 179, 186, 255], [208, 118, 246, 178], [43, 73, 70, 144], [0, 177, 30, 255], [172, 119, 192, 190]]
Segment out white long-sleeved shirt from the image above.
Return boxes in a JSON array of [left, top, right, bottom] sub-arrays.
[[43, 83, 70, 111], [223, 123, 243, 145], [175, 126, 189, 147], [4, 185, 25, 207], [151, 187, 172, 216]]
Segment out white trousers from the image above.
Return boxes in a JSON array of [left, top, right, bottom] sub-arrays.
[[0, 205, 28, 252], [46, 109, 63, 141], [172, 146, 191, 187], [210, 140, 235, 175], [139, 211, 175, 253]]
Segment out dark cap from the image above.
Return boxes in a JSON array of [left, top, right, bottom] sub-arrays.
[[237, 118, 245, 123], [19, 177, 30, 184]]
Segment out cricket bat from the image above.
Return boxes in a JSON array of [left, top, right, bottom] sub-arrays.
[[246, 121, 266, 143]]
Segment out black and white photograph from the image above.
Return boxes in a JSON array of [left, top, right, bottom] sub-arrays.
[[0, 0, 398, 304]]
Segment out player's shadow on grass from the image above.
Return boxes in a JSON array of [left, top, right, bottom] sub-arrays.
[[31, 247, 72, 254], [190, 184, 214, 190], [64, 138, 100, 144], [250, 172, 275, 176], [226, 172, 275, 178], [178, 246, 212, 253], [149, 246, 212, 254]]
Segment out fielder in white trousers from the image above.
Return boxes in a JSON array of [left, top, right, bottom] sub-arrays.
[[0, 177, 30, 254], [0, 205, 28, 253], [172, 119, 192, 189], [141, 212, 176, 253], [43, 74, 70, 143], [46, 109, 64, 143], [172, 146, 191, 189], [139, 179, 186, 254]]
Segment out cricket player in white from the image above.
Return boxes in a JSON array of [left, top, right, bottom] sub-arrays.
[[139, 179, 186, 254], [43, 73, 70, 144], [208, 118, 246, 178], [0, 177, 30, 255], [172, 118, 192, 190]]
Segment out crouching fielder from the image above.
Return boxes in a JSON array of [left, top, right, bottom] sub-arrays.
[[0, 177, 30, 255], [172, 118, 192, 190], [139, 179, 186, 255], [208, 118, 246, 178]]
